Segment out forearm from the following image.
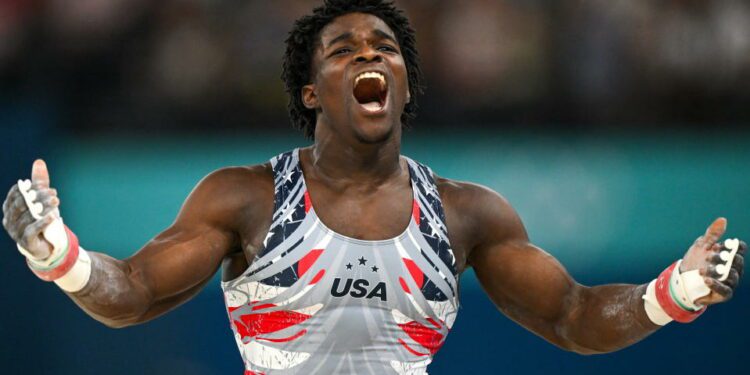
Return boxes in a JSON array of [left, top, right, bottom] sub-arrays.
[[66, 251, 153, 328], [553, 283, 658, 354]]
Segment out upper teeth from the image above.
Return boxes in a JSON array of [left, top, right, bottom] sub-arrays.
[[355, 72, 386, 86]]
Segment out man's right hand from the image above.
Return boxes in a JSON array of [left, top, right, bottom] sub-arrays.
[[2, 159, 61, 261]]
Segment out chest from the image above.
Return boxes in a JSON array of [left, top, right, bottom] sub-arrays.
[[306, 180, 414, 241]]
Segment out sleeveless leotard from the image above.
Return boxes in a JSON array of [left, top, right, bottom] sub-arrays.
[[221, 149, 460, 374]]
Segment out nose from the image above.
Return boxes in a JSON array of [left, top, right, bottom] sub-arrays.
[[354, 45, 382, 63]]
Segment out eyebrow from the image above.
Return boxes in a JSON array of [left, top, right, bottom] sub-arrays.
[[324, 29, 398, 49], [373, 29, 398, 45], [326, 32, 353, 48]]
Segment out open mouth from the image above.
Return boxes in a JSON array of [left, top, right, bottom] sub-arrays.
[[353, 71, 388, 113]]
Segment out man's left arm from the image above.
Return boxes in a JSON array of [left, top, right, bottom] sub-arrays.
[[455, 183, 745, 354]]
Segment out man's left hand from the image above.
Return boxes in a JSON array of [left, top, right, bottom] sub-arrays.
[[680, 218, 745, 305]]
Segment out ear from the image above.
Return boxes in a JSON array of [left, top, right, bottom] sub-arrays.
[[302, 84, 318, 109]]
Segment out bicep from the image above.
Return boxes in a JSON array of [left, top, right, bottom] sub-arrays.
[[461, 184, 580, 344], [122, 169, 243, 303], [471, 240, 578, 336]]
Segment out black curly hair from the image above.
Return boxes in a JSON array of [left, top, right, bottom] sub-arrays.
[[282, 0, 423, 139]]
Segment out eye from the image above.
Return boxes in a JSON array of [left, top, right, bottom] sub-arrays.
[[333, 48, 351, 55], [378, 45, 397, 53]]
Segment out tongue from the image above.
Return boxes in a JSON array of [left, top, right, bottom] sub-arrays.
[[354, 77, 386, 112], [361, 101, 383, 112]]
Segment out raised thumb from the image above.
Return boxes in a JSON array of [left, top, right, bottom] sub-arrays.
[[31, 159, 50, 188]]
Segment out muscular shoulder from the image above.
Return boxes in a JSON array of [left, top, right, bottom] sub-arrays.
[[436, 177, 528, 264], [178, 163, 274, 231]]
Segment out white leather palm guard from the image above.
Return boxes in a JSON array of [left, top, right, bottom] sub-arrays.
[[669, 260, 710, 311], [16, 179, 91, 292], [16, 179, 68, 264], [643, 260, 710, 325]]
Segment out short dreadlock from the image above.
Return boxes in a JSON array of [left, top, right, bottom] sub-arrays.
[[282, 0, 423, 139]]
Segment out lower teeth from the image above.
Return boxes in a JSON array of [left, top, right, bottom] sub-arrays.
[[361, 102, 382, 112]]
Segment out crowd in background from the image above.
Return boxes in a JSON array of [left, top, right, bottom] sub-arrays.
[[2, 0, 749, 134]]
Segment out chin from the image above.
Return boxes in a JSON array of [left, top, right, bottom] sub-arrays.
[[352, 119, 397, 144]]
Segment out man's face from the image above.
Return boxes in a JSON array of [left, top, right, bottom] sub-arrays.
[[304, 12, 410, 144]]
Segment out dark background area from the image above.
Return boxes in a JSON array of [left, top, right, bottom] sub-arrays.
[[2, 1, 749, 374]]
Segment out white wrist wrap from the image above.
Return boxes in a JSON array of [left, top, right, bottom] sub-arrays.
[[643, 279, 672, 326], [54, 247, 92, 292]]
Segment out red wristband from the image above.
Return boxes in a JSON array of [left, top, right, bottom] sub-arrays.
[[28, 226, 80, 282], [655, 262, 706, 323]]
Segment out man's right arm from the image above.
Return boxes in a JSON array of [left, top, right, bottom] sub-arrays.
[[2, 160, 272, 328]]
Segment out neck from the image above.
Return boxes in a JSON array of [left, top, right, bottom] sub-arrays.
[[309, 124, 403, 185]]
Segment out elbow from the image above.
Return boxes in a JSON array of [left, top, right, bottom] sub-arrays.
[[552, 286, 620, 355], [99, 317, 139, 329], [100, 320, 130, 329], [91, 309, 149, 329], [551, 333, 614, 355], [553, 319, 619, 355], [558, 342, 611, 356]]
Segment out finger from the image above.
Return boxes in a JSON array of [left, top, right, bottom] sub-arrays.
[[6, 192, 30, 225], [707, 252, 723, 265], [731, 254, 744, 278], [38, 193, 60, 217], [3, 184, 20, 208], [731, 252, 744, 268], [723, 268, 740, 289], [704, 277, 733, 300], [702, 217, 727, 246], [702, 264, 722, 279], [2, 184, 21, 216], [708, 242, 722, 254], [21, 213, 55, 247], [8, 186, 46, 225], [9, 209, 37, 243], [31, 159, 50, 189]]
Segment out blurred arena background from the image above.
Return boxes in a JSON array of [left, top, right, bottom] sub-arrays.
[[1, 0, 749, 374]]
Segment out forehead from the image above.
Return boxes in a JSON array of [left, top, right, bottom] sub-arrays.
[[319, 12, 397, 45]]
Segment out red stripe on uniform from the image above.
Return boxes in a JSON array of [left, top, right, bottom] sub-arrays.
[[257, 329, 307, 343], [399, 321, 445, 355], [412, 200, 420, 226], [310, 269, 326, 284], [403, 258, 424, 289], [234, 310, 312, 340], [298, 249, 324, 277], [399, 277, 411, 294], [398, 338, 428, 357], [426, 317, 442, 329], [304, 191, 312, 213]]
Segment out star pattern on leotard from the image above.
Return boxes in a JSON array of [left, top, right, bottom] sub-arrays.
[[358, 256, 367, 265], [371, 265, 379, 273], [346, 263, 353, 270], [263, 230, 275, 247]]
